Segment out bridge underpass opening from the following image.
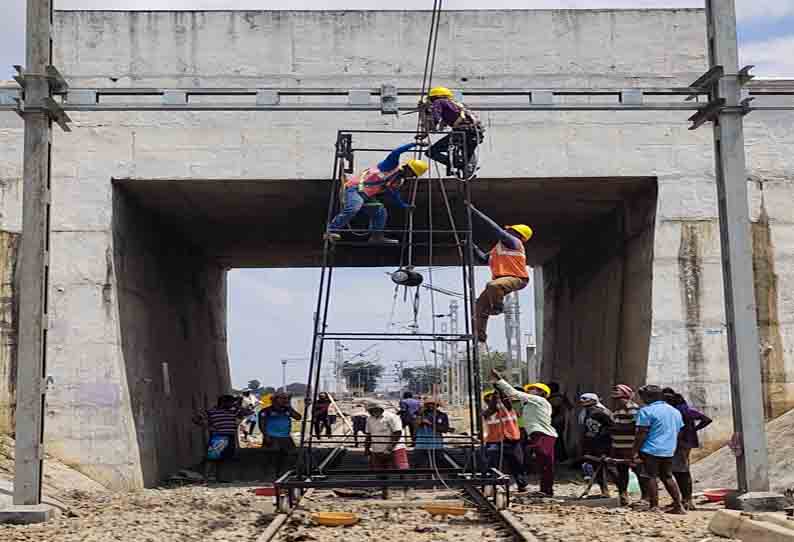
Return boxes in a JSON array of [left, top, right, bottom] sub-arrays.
[[111, 176, 657, 485]]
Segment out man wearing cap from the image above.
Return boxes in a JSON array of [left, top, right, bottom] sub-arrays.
[[467, 203, 533, 344], [633, 385, 685, 514], [490, 369, 557, 496], [610, 384, 648, 505], [364, 401, 409, 470]]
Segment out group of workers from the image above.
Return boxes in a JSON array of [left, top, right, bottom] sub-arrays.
[[482, 371, 712, 513], [200, 378, 711, 514]]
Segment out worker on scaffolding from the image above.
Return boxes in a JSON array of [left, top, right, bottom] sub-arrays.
[[467, 203, 533, 344], [420, 86, 484, 179], [325, 143, 429, 244]]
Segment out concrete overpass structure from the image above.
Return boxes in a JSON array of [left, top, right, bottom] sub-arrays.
[[0, 8, 792, 490]]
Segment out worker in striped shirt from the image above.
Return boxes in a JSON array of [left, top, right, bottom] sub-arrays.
[[609, 384, 648, 506]]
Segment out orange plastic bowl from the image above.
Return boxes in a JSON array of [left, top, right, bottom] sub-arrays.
[[312, 512, 359, 527], [703, 488, 733, 503], [422, 504, 468, 517]]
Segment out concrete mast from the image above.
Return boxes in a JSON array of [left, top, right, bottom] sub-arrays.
[[14, 0, 54, 509], [705, 0, 770, 493]]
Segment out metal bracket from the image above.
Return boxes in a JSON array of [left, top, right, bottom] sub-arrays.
[[43, 97, 72, 132], [13, 65, 26, 89], [163, 91, 187, 105], [336, 133, 354, 174], [530, 90, 554, 105], [686, 65, 724, 101], [380, 84, 399, 115], [348, 90, 370, 106], [620, 89, 643, 105], [45, 66, 69, 93], [256, 90, 279, 106], [688, 98, 726, 130], [738, 65, 755, 86], [41, 375, 54, 395]]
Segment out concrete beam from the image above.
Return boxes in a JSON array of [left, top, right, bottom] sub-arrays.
[[0, 504, 54, 524]]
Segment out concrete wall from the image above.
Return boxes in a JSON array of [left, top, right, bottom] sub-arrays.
[[0, 9, 792, 486], [541, 185, 657, 400], [113, 185, 229, 486]]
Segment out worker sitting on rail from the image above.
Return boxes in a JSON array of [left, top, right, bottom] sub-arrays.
[[325, 143, 428, 245], [420, 86, 484, 179], [467, 203, 532, 344]]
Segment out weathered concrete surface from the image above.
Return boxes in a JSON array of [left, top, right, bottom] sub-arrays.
[[113, 185, 229, 486], [0, 9, 793, 488], [0, 231, 18, 435]]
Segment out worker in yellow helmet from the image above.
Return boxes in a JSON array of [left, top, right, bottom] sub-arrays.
[[326, 143, 428, 244], [490, 368, 557, 497], [421, 86, 485, 179], [466, 202, 533, 344]]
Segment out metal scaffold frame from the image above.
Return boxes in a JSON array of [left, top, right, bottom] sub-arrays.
[[3, 0, 792, 511], [270, 129, 510, 499]]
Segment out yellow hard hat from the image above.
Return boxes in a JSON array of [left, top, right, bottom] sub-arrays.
[[405, 159, 429, 177], [524, 382, 551, 397], [506, 224, 533, 242], [483, 389, 496, 400], [428, 86, 454, 99]]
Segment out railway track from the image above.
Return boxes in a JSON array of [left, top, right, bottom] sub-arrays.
[[257, 485, 537, 542]]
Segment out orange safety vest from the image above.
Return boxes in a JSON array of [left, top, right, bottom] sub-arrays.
[[489, 240, 528, 279], [344, 166, 401, 198], [484, 408, 521, 443]]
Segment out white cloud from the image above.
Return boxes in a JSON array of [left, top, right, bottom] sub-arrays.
[[740, 35, 794, 76]]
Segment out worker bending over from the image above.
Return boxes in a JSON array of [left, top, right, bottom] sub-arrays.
[[421, 86, 484, 179], [325, 143, 428, 244], [468, 203, 533, 344]]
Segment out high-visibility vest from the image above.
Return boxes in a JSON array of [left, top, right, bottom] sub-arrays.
[[489, 241, 528, 279], [484, 409, 521, 442], [345, 166, 401, 198]]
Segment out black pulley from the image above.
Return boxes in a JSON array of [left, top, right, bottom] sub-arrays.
[[391, 267, 424, 287]]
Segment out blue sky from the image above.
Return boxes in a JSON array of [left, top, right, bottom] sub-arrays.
[[1, 1, 791, 389]]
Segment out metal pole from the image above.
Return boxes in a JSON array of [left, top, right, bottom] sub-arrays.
[[705, 0, 769, 493], [14, 0, 53, 507], [281, 360, 287, 392]]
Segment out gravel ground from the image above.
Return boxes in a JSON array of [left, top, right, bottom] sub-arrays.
[[0, 484, 275, 542], [0, 481, 726, 542]]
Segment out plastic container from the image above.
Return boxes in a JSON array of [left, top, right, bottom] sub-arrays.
[[627, 470, 641, 495], [312, 512, 359, 527], [703, 488, 734, 503]]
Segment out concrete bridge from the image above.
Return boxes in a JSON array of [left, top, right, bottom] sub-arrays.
[[0, 9, 793, 489]]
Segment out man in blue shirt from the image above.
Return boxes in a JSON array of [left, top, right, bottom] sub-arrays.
[[632, 385, 685, 514], [398, 392, 422, 445], [259, 391, 302, 477], [412, 400, 451, 468]]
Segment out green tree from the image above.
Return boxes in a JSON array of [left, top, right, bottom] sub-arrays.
[[401, 366, 442, 395], [246, 379, 262, 392], [479, 351, 507, 383]]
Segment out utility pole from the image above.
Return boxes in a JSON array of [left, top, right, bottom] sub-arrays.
[[704, 0, 770, 495], [449, 300, 460, 405], [504, 292, 523, 383], [281, 360, 287, 392], [9, 0, 64, 519]]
